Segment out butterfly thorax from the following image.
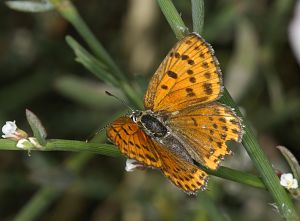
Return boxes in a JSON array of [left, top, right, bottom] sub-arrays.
[[130, 110, 169, 138], [130, 110, 193, 163]]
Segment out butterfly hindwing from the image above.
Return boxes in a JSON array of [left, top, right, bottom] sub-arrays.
[[144, 33, 223, 112], [107, 116, 208, 194], [153, 142, 208, 194], [167, 102, 243, 170]]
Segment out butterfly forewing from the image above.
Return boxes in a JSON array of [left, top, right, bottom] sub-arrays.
[[107, 116, 162, 168], [167, 102, 243, 170], [144, 33, 222, 112], [154, 142, 208, 194]]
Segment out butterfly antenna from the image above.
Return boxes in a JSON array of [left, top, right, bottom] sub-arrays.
[[105, 91, 134, 112], [85, 123, 110, 143]]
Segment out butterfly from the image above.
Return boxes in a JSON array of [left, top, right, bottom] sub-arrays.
[[106, 33, 243, 194]]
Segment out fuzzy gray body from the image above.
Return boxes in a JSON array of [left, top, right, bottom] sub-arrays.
[[130, 110, 193, 163]]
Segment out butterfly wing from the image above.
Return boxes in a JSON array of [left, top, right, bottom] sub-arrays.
[[107, 116, 208, 194], [154, 142, 208, 194], [167, 102, 243, 170], [106, 116, 162, 168], [144, 33, 222, 112]]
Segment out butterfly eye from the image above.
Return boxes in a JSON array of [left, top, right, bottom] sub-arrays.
[[131, 111, 143, 122], [130, 114, 136, 122], [130, 112, 140, 122]]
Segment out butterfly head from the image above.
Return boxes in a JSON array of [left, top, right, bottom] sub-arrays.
[[130, 110, 143, 123]]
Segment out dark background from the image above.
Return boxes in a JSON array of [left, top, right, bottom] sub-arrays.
[[0, 0, 300, 220]]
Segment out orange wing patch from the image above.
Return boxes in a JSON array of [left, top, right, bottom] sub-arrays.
[[154, 142, 208, 194], [107, 116, 208, 194], [167, 102, 243, 170], [144, 33, 222, 112], [107, 33, 244, 194], [106, 116, 162, 168]]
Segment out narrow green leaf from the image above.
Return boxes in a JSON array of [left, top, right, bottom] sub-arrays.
[[25, 109, 47, 146], [66, 36, 142, 108], [66, 36, 119, 87], [49, 0, 126, 81]]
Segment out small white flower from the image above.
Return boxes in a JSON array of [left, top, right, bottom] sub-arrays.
[[1, 120, 28, 141], [280, 173, 298, 190], [2, 121, 17, 138], [16, 138, 32, 149], [125, 159, 144, 172]]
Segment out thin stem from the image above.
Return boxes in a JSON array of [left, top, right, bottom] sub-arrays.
[[49, 0, 125, 81], [66, 36, 143, 108], [0, 139, 121, 158], [0, 139, 265, 189], [157, 1, 299, 220], [200, 165, 265, 189], [191, 0, 205, 34], [221, 89, 299, 220], [156, 0, 187, 39]]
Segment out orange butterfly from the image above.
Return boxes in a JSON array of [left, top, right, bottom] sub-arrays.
[[107, 33, 243, 194]]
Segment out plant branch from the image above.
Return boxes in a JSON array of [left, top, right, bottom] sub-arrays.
[[157, 1, 299, 220], [1, 138, 265, 189]]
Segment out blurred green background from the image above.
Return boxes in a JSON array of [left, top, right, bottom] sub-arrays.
[[1, 0, 300, 220]]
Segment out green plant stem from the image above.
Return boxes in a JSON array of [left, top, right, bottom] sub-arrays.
[[200, 165, 265, 189], [156, 0, 187, 39], [12, 111, 126, 221], [0, 139, 121, 158], [12, 131, 105, 221], [66, 36, 143, 108], [0, 139, 265, 189], [49, 0, 124, 82], [51, 0, 144, 109], [157, 1, 299, 220], [191, 0, 205, 34], [65, 36, 119, 86], [221, 89, 298, 220]]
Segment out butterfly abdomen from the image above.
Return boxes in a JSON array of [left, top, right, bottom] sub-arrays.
[[162, 135, 193, 163]]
